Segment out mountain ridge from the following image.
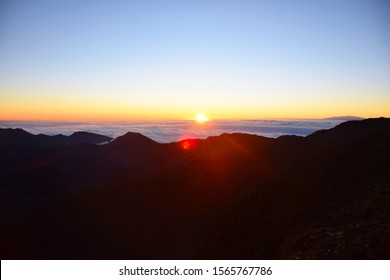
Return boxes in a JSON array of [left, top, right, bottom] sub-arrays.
[[323, 116, 364, 121], [0, 118, 389, 259], [0, 128, 113, 147]]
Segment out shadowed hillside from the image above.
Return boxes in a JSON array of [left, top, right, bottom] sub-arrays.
[[0, 118, 389, 259], [0, 128, 113, 147]]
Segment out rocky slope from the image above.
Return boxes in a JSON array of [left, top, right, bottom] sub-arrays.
[[0, 118, 389, 259]]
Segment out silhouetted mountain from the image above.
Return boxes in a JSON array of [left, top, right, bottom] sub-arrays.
[[0, 118, 389, 259], [109, 132, 158, 152], [67, 131, 113, 145], [324, 116, 364, 121], [0, 128, 113, 147]]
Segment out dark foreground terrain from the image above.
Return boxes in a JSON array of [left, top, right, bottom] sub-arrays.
[[0, 118, 389, 259]]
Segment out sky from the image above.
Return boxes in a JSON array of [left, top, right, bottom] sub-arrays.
[[0, 0, 389, 121]]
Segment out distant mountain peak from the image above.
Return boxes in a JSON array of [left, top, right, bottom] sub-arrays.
[[109, 132, 158, 152], [324, 116, 364, 121], [70, 131, 92, 136], [116, 132, 157, 143], [0, 128, 113, 147]]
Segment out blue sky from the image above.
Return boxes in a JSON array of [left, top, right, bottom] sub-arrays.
[[0, 0, 389, 120]]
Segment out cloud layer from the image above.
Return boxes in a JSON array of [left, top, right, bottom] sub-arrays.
[[0, 119, 344, 143]]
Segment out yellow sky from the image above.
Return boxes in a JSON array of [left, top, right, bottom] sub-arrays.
[[1, 88, 389, 121]]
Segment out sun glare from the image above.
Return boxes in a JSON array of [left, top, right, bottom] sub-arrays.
[[195, 113, 209, 123]]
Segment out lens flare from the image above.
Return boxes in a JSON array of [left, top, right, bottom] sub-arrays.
[[180, 139, 197, 150]]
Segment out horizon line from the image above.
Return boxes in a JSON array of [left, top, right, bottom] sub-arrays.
[[0, 115, 373, 123]]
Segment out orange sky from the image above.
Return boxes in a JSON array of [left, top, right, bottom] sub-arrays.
[[1, 1, 389, 121], [2, 84, 390, 121], [1, 89, 389, 121]]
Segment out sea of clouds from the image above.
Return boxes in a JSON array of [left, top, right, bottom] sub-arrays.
[[0, 119, 345, 143]]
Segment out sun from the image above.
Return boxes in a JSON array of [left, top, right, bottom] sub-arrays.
[[195, 113, 209, 123]]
